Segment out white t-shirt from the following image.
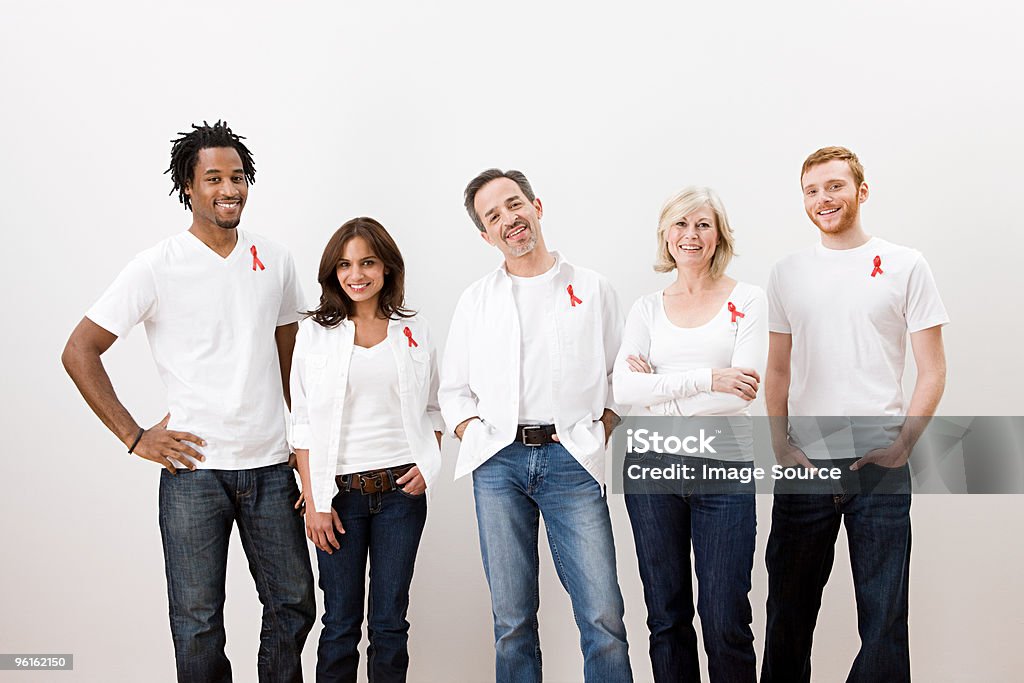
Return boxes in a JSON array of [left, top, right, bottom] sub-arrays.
[[336, 342, 414, 473], [768, 236, 949, 418], [510, 264, 558, 424], [86, 230, 304, 470]]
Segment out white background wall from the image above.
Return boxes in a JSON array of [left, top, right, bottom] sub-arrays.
[[1, 1, 1022, 680]]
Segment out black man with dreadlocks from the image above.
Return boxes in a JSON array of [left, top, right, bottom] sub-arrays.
[[62, 121, 315, 683]]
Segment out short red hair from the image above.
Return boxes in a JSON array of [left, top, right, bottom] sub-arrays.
[[801, 146, 865, 187]]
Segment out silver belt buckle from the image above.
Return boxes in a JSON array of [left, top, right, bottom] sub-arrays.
[[520, 426, 545, 446]]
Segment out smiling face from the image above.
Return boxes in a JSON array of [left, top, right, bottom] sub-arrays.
[[335, 235, 386, 307], [802, 159, 869, 236], [473, 177, 544, 259], [185, 147, 248, 230], [666, 204, 719, 272]]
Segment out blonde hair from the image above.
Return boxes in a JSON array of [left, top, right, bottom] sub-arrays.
[[654, 186, 736, 279], [801, 146, 865, 187]]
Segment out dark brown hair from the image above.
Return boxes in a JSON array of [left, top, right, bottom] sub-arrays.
[[305, 217, 415, 327]]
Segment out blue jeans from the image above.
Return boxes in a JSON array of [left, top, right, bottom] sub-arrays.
[[158, 463, 316, 683], [315, 484, 427, 683], [624, 454, 756, 683], [472, 442, 632, 683], [762, 465, 911, 683]]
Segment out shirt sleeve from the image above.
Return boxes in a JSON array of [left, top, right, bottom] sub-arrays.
[[766, 263, 791, 334], [612, 296, 712, 410], [438, 290, 479, 436], [422, 322, 446, 434], [277, 250, 304, 326], [905, 254, 950, 332], [288, 321, 312, 450], [85, 257, 158, 337], [600, 277, 626, 416]]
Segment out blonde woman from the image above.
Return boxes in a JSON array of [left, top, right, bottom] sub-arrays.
[[613, 187, 767, 682]]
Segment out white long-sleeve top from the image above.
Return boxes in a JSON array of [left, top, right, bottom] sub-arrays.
[[439, 252, 624, 485], [289, 315, 444, 513], [613, 281, 768, 416]]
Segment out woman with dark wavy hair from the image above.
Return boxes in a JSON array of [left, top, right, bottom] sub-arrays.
[[290, 216, 443, 682]]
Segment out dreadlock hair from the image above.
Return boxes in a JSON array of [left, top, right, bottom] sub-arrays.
[[166, 120, 256, 211]]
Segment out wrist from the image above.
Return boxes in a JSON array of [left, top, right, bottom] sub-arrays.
[[126, 426, 145, 453], [456, 417, 477, 440], [119, 423, 143, 447]]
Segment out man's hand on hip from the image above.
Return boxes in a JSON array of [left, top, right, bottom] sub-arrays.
[[133, 413, 206, 474]]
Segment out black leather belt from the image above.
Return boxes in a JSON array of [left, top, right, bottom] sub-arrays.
[[516, 424, 557, 446]]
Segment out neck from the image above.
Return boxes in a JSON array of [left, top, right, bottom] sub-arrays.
[[505, 245, 555, 277], [667, 266, 716, 294], [189, 221, 238, 257], [820, 224, 870, 250], [350, 296, 383, 322]]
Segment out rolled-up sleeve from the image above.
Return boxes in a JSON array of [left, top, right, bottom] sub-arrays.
[[288, 322, 312, 450]]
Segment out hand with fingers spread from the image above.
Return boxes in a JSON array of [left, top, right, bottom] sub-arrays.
[[132, 414, 206, 474], [304, 495, 345, 554], [711, 367, 761, 401], [395, 465, 426, 496]]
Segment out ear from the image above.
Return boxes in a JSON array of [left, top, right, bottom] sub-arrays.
[[858, 182, 869, 204], [478, 229, 495, 246], [184, 181, 192, 197], [533, 198, 543, 219]]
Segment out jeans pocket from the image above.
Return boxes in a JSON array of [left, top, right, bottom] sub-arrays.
[[395, 487, 427, 501]]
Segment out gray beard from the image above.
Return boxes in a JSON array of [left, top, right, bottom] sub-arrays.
[[507, 234, 537, 258]]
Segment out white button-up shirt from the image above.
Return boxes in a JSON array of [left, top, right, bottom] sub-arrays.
[[439, 252, 624, 485], [290, 315, 444, 513]]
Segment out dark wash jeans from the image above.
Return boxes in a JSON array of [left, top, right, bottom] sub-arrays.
[[624, 452, 757, 682], [158, 463, 316, 683], [762, 462, 912, 683], [315, 484, 427, 683]]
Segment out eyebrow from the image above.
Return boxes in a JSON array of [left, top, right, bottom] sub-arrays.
[[484, 194, 523, 219], [804, 177, 847, 189], [202, 167, 245, 176]]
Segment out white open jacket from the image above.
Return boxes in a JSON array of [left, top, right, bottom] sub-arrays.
[[289, 314, 444, 513]]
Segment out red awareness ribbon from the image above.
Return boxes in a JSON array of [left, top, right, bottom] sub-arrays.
[[567, 284, 583, 307], [251, 245, 265, 271], [404, 326, 418, 348], [871, 255, 883, 277], [728, 302, 745, 323]]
